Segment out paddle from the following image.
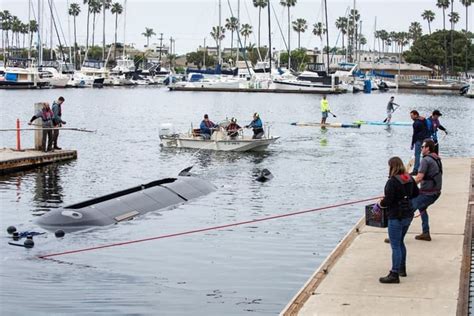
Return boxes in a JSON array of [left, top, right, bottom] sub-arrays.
[[383, 105, 400, 123], [329, 112, 337, 118]]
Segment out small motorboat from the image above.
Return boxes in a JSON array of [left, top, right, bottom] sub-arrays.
[[159, 123, 279, 152], [36, 168, 216, 232]]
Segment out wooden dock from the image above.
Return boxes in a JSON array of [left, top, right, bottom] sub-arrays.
[[0, 148, 77, 175], [281, 158, 473, 316], [168, 86, 344, 94]]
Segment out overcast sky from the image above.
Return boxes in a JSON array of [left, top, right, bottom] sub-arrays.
[[1, 0, 472, 54]]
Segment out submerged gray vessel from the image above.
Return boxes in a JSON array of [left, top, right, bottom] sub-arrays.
[[36, 172, 216, 232]]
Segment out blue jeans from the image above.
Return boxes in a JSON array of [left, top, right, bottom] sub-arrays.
[[388, 217, 413, 273], [413, 140, 422, 172], [410, 193, 440, 233]]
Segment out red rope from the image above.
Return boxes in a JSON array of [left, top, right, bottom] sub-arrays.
[[38, 196, 381, 259]]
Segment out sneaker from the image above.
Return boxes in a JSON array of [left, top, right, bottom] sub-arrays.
[[379, 271, 400, 284], [384, 238, 390, 244], [415, 232, 431, 241]]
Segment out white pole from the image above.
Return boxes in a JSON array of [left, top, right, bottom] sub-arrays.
[[67, 0, 72, 64], [123, 0, 127, 57], [50, 0, 53, 60], [218, 0, 222, 66], [28, 0, 31, 60], [236, 0, 240, 64]]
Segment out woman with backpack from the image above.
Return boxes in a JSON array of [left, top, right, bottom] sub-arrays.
[[376, 156, 419, 284]]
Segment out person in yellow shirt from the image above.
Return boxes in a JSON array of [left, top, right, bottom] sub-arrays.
[[320, 95, 331, 124]]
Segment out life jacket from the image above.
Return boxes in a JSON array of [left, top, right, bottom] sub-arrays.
[[423, 153, 443, 188], [41, 108, 54, 122], [204, 120, 215, 128]]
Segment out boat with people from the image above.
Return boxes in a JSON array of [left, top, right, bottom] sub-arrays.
[[159, 121, 279, 152], [291, 122, 361, 128]]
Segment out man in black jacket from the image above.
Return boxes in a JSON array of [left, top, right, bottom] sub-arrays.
[[410, 110, 430, 175]]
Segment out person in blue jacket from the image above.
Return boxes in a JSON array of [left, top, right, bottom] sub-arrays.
[[245, 113, 264, 139], [200, 114, 218, 139], [426, 110, 447, 154]]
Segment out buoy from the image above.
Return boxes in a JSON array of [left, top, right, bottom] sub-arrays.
[[23, 236, 34, 248], [7, 226, 17, 234], [12, 231, 20, 241], [256, 169, 273, 182], [55, 230, 65, 238]]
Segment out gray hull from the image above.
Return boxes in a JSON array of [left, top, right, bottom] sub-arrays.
[[36, 176, 216, 232]]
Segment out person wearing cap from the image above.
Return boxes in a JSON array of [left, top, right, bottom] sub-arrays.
[[28, 102, 54, 152], [426, 110, 447, 154], [226, 117, 241, 138], [200, 114, 218, 139], [246, 113, 264, 139], [386, 96, 399, 123]]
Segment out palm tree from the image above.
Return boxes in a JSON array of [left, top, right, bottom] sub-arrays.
[[110, 2, 123, 60], [83, 0, 91, 50], [225, 16, 239, 59], [292, 18, 307, 49], [280, 0, 297, 68], [312, 21, 326, 48], [448, 11, 460, 73], [348, 9, 360, 62], [11, 16, 21, 49], [421, 10, 435, 35], [436, 0, 450, 75], [253, 0, 268, 49], [210, 26, 225, 47], [101, 0, 112, 59], [240, 23, 252, 51], [460, 0, 472, 73], [359, 34, 367, 49], [1, 11, 13, 54], [28, 20, 38, 55], [335, 17, 348, 51], [69, 3, 80, 68], [142, 27, 155, 48], [20, 23, 28, 49], [89, 0, 102, 48], [409, 22, 423, 43]]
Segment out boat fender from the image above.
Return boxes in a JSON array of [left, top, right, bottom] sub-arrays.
[[7, 226, 17, 234], [55, 230, 65, 238], [24, 236, 34, 248]]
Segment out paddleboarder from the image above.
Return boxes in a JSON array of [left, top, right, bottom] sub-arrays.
[[385, 96, 399, 123], [320, 95, 331, 125]]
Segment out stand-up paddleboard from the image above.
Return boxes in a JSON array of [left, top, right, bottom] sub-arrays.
[[354, 120, 412, 126], [291, 122, 361, 128]]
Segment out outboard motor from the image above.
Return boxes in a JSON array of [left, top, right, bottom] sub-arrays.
[[159, 123, 176, 139]]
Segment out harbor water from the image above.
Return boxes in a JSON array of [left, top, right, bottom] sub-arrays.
[[0, 87, 473, 315]]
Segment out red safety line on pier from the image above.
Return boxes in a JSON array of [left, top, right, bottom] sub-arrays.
[[38, 196, 381, 259]]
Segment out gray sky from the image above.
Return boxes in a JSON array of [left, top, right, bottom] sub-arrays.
[[1, 0, 472, 54]]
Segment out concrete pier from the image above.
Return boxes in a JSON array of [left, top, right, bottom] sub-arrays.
[[0, 148, 77, 175], [282, 158, 473, 316], [168, 86, 344, 94]]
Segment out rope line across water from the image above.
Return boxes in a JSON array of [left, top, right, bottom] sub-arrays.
[[38, 196, 381, 259]]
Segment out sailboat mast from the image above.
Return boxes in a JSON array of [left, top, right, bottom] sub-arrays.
[[324, 0, 330, 73], [236, 0, 240, 64], [218, 0, 222, 65], [351, 0, 356, 62], [38, 0, 43, 65], [28, 0, 31, 60], [123, 0, 127, 57], [268, 0, 272, 72]]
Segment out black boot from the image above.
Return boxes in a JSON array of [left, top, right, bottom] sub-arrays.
[[379, 271, 400, 284], [399, 266, 407, 277]]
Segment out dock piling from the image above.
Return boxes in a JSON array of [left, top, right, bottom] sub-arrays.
[[16, 118, 21, 151]]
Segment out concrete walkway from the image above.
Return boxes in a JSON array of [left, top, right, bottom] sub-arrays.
[[0, 148, 77, 174], [282, 158, 472, 316]]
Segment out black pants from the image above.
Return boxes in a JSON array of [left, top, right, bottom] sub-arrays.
[[252, 128, 264, 139], [52, 125, 60, 148], [434, 142, 439, 155], [42, 129, 53, 151]]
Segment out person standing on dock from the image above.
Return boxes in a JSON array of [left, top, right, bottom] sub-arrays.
[[411, 139, 443, 242], [378, 156, 419, 284], [200, 114, 218, 139], [426, 110, 447, 155], [410, 110, 430, 175], [320, 95, 330, 125], [28, 103, 54, 152], [386, 96, 399, 123], [51, 96, 66, 150], [246, 113, 264, 139]]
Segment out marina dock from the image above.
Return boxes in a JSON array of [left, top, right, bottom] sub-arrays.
[[281, 158, 473, 316], [168, 86, 344, 94], [0, 148, 77, 175]]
